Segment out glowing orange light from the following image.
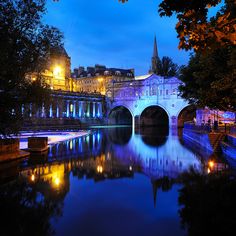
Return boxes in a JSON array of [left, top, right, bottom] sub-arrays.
[[209, 161, 214, 168], [97, 165, 103, 173], [54, 177, 60, 186], [31, 174, 35, 182], [53, 66, 61, 76]]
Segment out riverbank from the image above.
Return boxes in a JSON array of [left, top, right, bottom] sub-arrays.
[[183, 123, 236, 163], [0, 130, 90, 163]]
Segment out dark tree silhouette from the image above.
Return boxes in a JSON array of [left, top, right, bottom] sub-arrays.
[[0, 0, 63, 137]]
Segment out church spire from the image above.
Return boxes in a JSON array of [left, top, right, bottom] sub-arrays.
[[149, 35, 159, 74], [153, 35, 158, 58]]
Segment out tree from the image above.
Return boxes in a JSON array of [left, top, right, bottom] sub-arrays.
[[154, 56, 180, 77], [0, 0, 63, 137], [158, 0, 235, 52], [179, 46, 236, 111]]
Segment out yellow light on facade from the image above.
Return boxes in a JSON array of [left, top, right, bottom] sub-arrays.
[[31, 174, 35, 182], [54, 177, 60, 186], [70, 104, 73, 112], [32, 77, 36, 82], [53, 66, 61, 76], [98, 78, 104, 82]]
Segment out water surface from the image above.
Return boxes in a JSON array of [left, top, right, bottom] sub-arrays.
[[0, 127, 225, 236]]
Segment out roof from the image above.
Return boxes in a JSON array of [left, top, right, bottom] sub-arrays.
[[72, 65, 134, 79], [135, 74, 153, 80]]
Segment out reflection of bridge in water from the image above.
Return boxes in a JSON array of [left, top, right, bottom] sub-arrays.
[[18, 128, 202, 202]]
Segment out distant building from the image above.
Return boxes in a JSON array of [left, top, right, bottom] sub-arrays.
[[149, 36, 160, 74], [71, 64, 135, 95]]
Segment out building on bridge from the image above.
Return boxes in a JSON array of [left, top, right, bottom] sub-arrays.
[[106, 73, 196, 128]]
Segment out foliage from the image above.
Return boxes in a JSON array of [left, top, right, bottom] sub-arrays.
[[179, 46, 236, 111], [158, 0, 235, 51], [154, 56, 181, 77], [179, 170, 236, 236], [0, 0, 63, 137]]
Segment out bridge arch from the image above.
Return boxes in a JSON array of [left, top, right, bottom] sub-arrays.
[[177, 105, 196, 127], [108, 105, 134, 125], [140, 105, 169, 127]]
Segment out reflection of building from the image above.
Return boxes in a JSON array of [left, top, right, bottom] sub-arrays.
[[71, 64, 134, 95]]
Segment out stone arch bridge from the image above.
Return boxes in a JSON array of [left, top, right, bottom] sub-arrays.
[[106, 74, 194, 127]]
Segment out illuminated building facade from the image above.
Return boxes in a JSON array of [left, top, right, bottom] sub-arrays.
[[107, 74, 194, 127], [29, 47, 71, 91], [24, 48, 106, 126], [71, 64, 134, 95]]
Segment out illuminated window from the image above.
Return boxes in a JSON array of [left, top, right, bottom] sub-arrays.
[[70, 104, 73, 112]]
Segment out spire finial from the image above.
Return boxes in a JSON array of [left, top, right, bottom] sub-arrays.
[[153, 35, 158, 58]]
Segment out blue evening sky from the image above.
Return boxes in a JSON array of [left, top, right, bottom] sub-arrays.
[[44, 0, 222, 75]]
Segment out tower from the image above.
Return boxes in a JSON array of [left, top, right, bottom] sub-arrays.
[[149, 35, 159, 74]]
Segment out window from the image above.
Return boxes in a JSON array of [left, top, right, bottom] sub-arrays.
[[166, 90, 168, 95]]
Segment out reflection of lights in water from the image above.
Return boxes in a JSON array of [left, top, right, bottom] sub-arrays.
[[31, 174, 35, 182], [97, 165, 103, 173], [70, 140, 73, 150], [207, 168, 211, 174], [129, 166, 132, 171], [54, 177, 60, 186], [86, 136, 90, 143], [208, 161, 214, 168]]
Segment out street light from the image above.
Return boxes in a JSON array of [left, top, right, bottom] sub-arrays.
[[53, 66, 61, 76]]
